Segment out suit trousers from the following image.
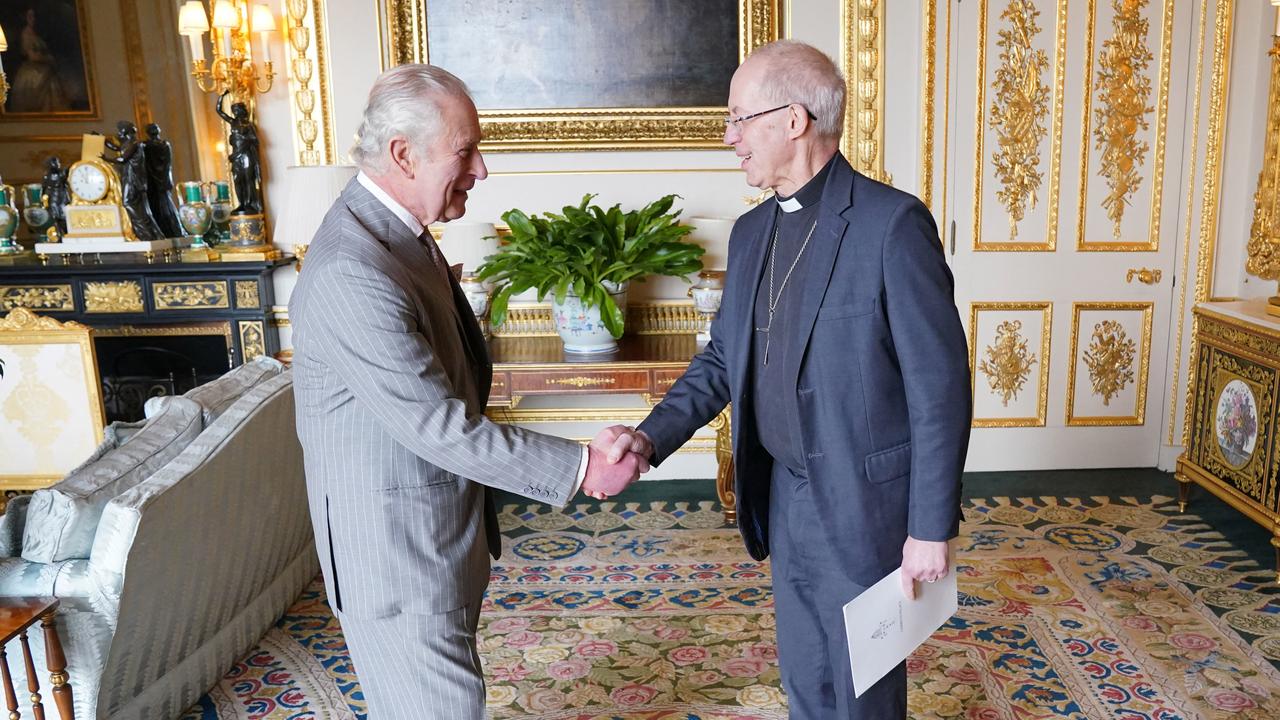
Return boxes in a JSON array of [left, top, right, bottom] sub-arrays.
[[338, 599, 486, 720], [769, 462, 907, 720]]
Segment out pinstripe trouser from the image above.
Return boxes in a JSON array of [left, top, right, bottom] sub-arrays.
[[338, 600, 486, 720]]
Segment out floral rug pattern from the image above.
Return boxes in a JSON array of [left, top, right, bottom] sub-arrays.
[[181, 496, 1280, 719]]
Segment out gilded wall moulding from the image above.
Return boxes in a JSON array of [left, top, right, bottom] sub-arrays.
[[1067, 301, 1152, 426], [284, 0, 336, 165], [0, 286, 74, 313], [1093, 0, 1155, 240], [988, 0, 1051, 240], [841, 0, 888, 183], [383, 0, 780, 151], [83, 281, 144, 314], [978, 319, 1038, 406]]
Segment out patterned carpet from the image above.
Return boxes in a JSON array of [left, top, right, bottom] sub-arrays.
[[180, 495, 1280, 719]]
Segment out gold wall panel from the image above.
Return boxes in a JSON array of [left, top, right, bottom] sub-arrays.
[[284, 0, 337, 165], [841, 0, 888, 183], [84, 281, 144, 314], [153, 282, 230, 310], [972, 0, 1067, 251], [968, 302, 1052, 427], [1075, 0, 1174, 251], [1066, 301, 1154, 426], [0, 286, 74, 313], [920, 0, 938, 210]]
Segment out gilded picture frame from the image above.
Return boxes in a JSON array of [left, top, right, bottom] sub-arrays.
[[381, 0, 781, 151], [0, 308, 105, 492], [0, 0, 99, 121]]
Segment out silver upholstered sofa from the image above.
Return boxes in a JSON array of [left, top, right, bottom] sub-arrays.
[[0, 363, 315, 719]]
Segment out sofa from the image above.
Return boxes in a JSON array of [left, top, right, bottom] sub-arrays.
[[0, 359, 316, 719]]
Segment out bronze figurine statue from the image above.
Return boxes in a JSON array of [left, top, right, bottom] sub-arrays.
[[216, 92, 263, 216], [143, 123, 184, 238], [104, 120, 163, 241], [41, 156, 70, 235]]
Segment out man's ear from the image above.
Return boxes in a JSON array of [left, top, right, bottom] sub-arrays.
[[388, 137, 414, 177], [787, 104, 810, 140]]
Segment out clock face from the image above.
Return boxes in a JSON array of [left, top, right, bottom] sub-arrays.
[[69, 164, 108, 203]]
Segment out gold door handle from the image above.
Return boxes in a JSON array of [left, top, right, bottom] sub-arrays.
[[1126, 268, 1162, 285]]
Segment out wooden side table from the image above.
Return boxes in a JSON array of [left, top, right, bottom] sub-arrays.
[[0, 598, 73, 720], [487, 333, 737, 523]]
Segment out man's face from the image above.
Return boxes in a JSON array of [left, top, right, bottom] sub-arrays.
[[409, 93, 488, 224], [724, 59, 788, 191]]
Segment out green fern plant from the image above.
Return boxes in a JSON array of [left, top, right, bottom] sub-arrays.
[[475, 194, 704, 339]]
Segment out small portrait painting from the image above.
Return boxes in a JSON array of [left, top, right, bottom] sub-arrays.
[[0, 0, 96, 118]]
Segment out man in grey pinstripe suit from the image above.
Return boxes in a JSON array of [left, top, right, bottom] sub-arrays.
[[289, 64, 644, 719]]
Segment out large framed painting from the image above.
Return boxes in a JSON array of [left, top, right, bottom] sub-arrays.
[[0, 0, 98, 120], [0, 308, 105, 493], [383, 0, 780, 150]]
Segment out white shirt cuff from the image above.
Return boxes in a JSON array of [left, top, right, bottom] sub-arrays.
[[567, 446, 589, 501]]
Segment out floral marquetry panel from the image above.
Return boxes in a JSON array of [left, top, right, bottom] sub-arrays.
[[1066, 302, 1153, 426], [968, 302, 1052, 427], [1076, 0, 1176, 251]]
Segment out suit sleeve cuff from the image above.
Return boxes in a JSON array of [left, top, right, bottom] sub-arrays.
[[566, 446, 589, 503]]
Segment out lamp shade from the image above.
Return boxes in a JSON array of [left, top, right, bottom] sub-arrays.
[[685, 216, 734, 270], [272, 165, 358, 248], [177, 1, 210, 35], [211, 0, 239, 30], [250, 2, 275, 33], [0, 23, 8, 52], [438, 221, 501, 272]]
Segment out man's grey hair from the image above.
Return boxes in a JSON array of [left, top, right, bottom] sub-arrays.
[[747, 40, 846, 141], [349, 64, 471, 173]]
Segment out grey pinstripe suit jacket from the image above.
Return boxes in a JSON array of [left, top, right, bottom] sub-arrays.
[[290, 178, 582, 619]]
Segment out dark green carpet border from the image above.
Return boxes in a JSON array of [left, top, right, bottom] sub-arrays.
[[497, 467, 1277, 579]]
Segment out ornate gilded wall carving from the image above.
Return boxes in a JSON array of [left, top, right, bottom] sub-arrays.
[[0, 286, 74, 312], [1093, 0, 1155, 239], [153, 282, 230, 310], [978, 319, 1038, 405], [988, 0, 1051, 240], [84, 281, 144, 314], [1246, 36, 1280, 283], [842, 0, 888, 183], [1084, 319, 1137, 405], [284, 0, 335, 165]]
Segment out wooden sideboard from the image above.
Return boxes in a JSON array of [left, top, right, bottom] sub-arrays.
[[1176, 299, 1280, 582], [486, 334, 736, 522]]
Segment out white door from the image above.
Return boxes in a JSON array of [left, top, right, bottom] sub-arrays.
[[943, 0, 1195, 470]]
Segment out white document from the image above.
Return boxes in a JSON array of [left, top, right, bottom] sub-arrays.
[[842, 567, 958, 697]]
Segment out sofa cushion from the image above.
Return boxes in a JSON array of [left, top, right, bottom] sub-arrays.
[[180, 356, 284, 425], [20, 396, 204, 564]]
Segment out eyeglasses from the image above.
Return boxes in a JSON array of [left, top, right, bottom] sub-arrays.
[[723, 104, 817, 130]]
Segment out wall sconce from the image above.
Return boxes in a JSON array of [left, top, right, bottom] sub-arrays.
[[178, 0, 276, 102], [0, 23, 9, 106]]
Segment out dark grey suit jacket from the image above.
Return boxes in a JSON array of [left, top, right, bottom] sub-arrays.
[[290, 178, 582, 618], [639, 154, 971, 586]]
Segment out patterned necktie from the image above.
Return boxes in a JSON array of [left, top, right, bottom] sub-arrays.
[[418, 229, 452, 286]]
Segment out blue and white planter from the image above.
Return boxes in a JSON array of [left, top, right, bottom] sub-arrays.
[[552, 281, 628, 354]]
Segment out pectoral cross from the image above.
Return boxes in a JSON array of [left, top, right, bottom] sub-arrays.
[[756, 312, 774, 365]]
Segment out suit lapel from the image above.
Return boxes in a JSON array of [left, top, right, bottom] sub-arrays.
[[730, 207, 776, 398], [781, 156, 855, 396]]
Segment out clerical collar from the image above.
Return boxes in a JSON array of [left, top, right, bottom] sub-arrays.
[[774, 154, 836, 213]]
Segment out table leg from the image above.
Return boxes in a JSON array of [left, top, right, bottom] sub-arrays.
[[38, 614, 72, 720], [18, 631, 43, 720], [710, 408, 736, 525], [0, 646, 19, 720], [1177, 475, 1192, 513]]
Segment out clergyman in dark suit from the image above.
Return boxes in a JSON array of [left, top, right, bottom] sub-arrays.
[[289, 64, 642, 719], [604, 41, 971, 719]]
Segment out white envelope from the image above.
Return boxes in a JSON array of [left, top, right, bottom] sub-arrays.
[[842, 566, 958, 697]]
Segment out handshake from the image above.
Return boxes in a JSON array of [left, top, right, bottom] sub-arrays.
[[580, 425, 655, 500]]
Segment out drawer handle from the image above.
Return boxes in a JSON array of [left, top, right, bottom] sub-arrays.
[[546, 376, 616, 388], [1126, 268, 1162, 285]]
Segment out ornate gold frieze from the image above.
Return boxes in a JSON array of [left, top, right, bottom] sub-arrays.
[[1084, 319, 1136, 405], [492, 302, 701, 338], [988, 0, 1050, 240], [841, 0, 888, 183], [1093, 0, 1154, 239], [383, 0, 779, 151], [0, 286, 74, 312], [83, 281, 144, 314], [978, 319, 1038, 406], [239, 321, 267, 360], [235, 281, 261, 309], [920, 0, 938, 211], [0, 308, 88, 333], [153, 282, 230, 310], [545, 377, 616, 389]]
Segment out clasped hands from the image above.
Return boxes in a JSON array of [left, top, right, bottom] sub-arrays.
[[580, 425, 654, 500]]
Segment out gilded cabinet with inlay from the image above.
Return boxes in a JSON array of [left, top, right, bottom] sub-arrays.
[[1177, 300, 1280, 581]]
